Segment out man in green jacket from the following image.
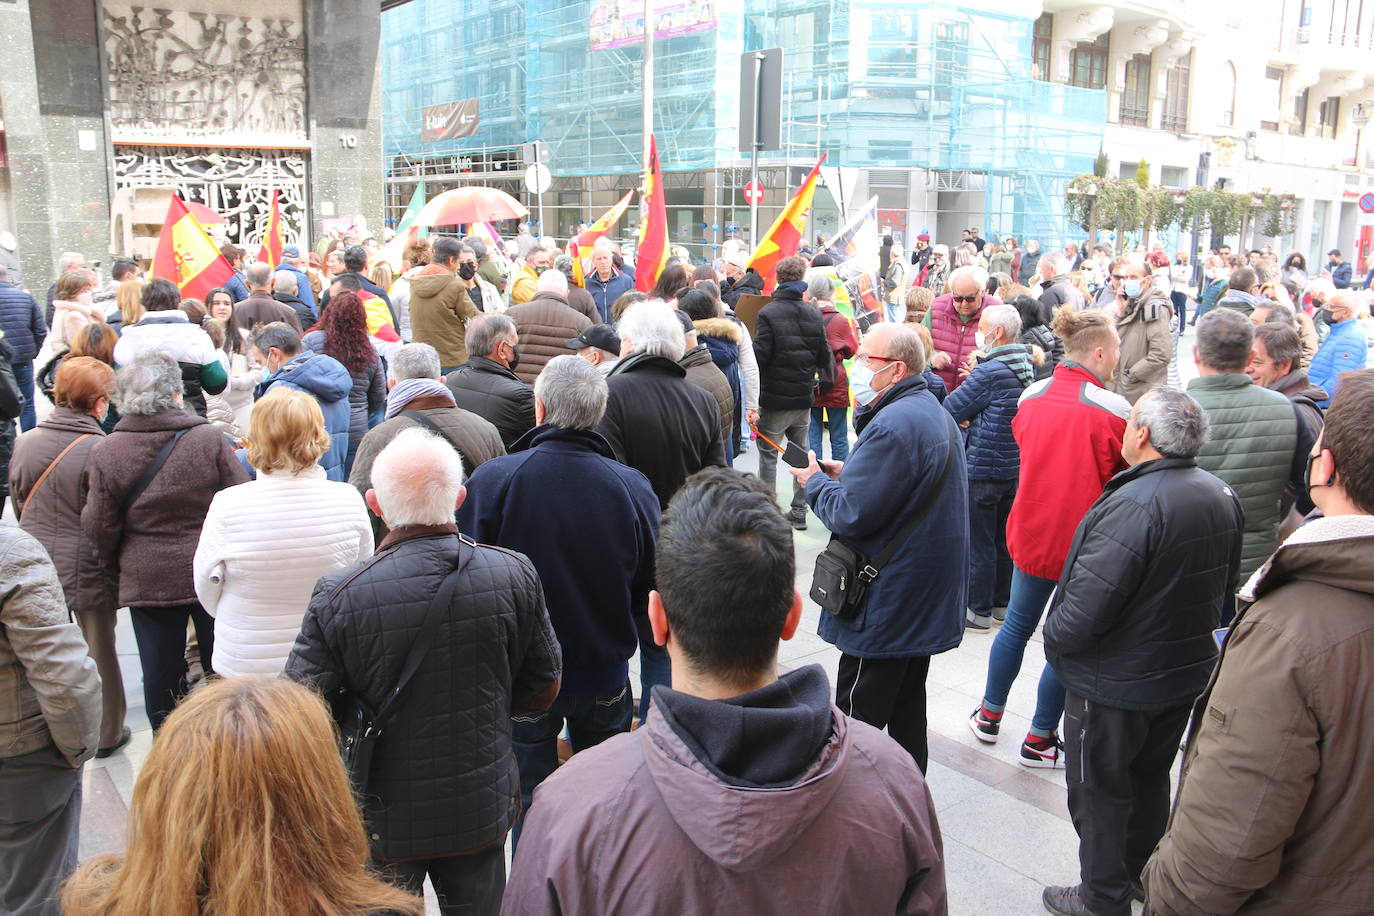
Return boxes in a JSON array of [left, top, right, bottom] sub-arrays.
[[1186, 309, 1313, 620]]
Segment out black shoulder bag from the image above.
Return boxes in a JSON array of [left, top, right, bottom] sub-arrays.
[[121, 427, 190, 515], [337, 538, 473, 790], [810, 414, 959, 619]]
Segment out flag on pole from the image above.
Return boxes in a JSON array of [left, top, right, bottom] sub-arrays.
[[746, 153, 827, 292], [635, 135, 669, 293], [571, 189, 635, 286], [372, 182, 428, 272], [822, 195, 882, 327], [256, 189, 284, 268], [152, 196, 238, 301]]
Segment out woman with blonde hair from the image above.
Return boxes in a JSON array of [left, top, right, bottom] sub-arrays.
[[112, 278, 145, 329], [193, 387, 372, 678], [61, 678, 424, 916]]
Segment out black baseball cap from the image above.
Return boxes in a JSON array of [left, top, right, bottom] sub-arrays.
[[565, 324, 621, 354]]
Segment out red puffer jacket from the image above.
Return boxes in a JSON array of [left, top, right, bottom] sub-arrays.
[[1005, 362, 1130, 580], [813, 305, 859, 409], [929, 294, 1000, 393]]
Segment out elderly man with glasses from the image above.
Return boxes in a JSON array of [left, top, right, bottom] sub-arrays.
[[930, 265, 1001, 393]]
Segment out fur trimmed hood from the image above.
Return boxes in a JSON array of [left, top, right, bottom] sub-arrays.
[[693, 317, 742, 343]]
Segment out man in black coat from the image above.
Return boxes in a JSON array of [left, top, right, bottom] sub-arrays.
[[286, 426, 561, 913], [720, 250, 765, 309], [1040, 387, 1243, 916], [753, 255, 833, 529], [446, 314, 535, 449], [595, 299, 726, 722]]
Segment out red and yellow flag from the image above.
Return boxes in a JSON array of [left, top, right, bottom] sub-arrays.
[[571, 189, 635, 287], [257, 189, 284, 268], [635, 135, 669, 293], [747, 153, 827, 293], [152, 196, 237, 300]]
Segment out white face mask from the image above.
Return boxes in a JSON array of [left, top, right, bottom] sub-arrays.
[[975, 331, 988, 349]]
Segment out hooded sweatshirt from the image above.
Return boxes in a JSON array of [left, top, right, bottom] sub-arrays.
[[259, 352, 352, 481], [502, 665, 947, 915]]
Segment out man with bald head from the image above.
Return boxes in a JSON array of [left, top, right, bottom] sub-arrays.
[[790, 322, 969, 773], [1308, 290, 1368, 405]]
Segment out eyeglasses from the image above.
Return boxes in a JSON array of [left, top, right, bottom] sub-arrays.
[[859, 353, 902, 369], [952, 295, 979, 303]]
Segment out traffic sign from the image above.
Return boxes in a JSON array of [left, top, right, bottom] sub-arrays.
[[744, 181, 765, 205], [524, 163, 552, 195], [1360, 193, 1374, 213]]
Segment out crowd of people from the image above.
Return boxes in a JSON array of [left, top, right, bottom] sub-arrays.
[[0, 218, 1371, 916]]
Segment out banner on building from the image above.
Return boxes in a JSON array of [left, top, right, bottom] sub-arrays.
[[590, 0, 717, 51], [822, 196, 883, 331], [422, 99, 480, 143]]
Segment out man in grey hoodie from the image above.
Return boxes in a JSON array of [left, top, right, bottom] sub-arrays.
[[502, 467, 949, 916]]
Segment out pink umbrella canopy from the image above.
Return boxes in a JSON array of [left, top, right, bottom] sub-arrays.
[[416, 187, 529, 227]]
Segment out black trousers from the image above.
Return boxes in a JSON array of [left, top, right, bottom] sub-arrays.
[[379, 843, 505, 915], [836, 653, 932, 772], [1064, 691, 1191, 916], [129, 603, 215, 730]]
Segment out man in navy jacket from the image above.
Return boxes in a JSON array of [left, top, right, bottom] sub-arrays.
[[459, 354, 659, 846], [0, 264, 45, 431], [791, 322, 968, 772]]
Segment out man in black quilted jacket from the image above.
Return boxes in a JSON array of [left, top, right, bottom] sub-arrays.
[[286, 426, 562, 914], [1040, 387, 1243, 916], [753, 255, 833, 530]]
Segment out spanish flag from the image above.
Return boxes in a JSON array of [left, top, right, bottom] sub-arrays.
[[152, 196, 237, 300], [571, 189, 635, 287], [747, 153, 827, 293], [256, 190, 284, 268], [635, 134, 669, 293]]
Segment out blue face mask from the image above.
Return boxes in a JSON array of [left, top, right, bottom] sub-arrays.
[[1123, 279, 1144, 299], [850, 360, 895, 406]]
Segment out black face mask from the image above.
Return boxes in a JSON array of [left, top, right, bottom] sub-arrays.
[[458, 262, 477, 280], [1319, 308, 1337, 326], [507, 343, 520, 372]]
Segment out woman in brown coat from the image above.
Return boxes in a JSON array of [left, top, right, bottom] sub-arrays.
[[81, 351, 248, 730], [9, 357, 129, 756]]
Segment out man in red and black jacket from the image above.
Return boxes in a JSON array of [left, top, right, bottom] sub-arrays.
[[965, 306, 1131, 770]]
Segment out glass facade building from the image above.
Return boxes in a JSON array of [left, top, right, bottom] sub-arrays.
[[381, 0, 1107, 254]]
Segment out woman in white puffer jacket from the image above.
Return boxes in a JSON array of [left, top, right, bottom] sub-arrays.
[[193, 386, 373, 677]]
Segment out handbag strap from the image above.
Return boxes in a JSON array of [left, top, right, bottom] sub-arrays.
[[370, 537, 475, 732], [120, 427, 190, 516], [858, 412, 961, 584], [401, 409, 447, 438], [19, 433, 94, 521]]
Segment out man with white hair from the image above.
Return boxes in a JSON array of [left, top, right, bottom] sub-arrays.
[[447, 314, 536, 448], [1041, 387, 1243, 916], [1308, 289, 1368, 404], [271, 269, 313, 328], [505, 268, 593, 385], [460, 355, 659, 847], [930, 264, 1002, 393], [351, 341, 506, 538], [286, 426, 561, 913], [720, 247, 764, 308], [585, 242, 634, 322], [942, 303, 1035, 630], [1036, 250, 1082, 319], [597, 299, 726, 721], [237, 260, 302, 332]]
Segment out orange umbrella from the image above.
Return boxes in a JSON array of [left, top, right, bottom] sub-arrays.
[[184, 200, 228, 226], [416, 187, 529, 227]]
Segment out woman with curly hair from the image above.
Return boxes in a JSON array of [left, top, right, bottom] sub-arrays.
[[302, 290, 385, 476], [61, 678, 423, 916]]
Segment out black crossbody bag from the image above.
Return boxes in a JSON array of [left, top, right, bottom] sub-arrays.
[[810, 415, 959, 619], [337, 539, 473, 789]]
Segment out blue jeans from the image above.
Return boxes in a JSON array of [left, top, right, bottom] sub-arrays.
[[981, 566, 1065, 733], [14, 361, 35, 432], [510, 681, 633, 850], [967, 479, 1016, 615], [634, 614, 671, 727], [808, 407, 850, 461]]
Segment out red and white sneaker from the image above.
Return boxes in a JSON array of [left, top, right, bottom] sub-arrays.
[[968, 705, 1002, 744], [1021, 734, 1066, 769]]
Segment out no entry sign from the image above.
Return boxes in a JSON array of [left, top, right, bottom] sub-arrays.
[[744, 181, 765, 205], [1360, 193, 1374, 214]]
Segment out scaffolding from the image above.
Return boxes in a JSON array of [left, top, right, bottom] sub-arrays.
[[380, 0, 1106, 248]]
